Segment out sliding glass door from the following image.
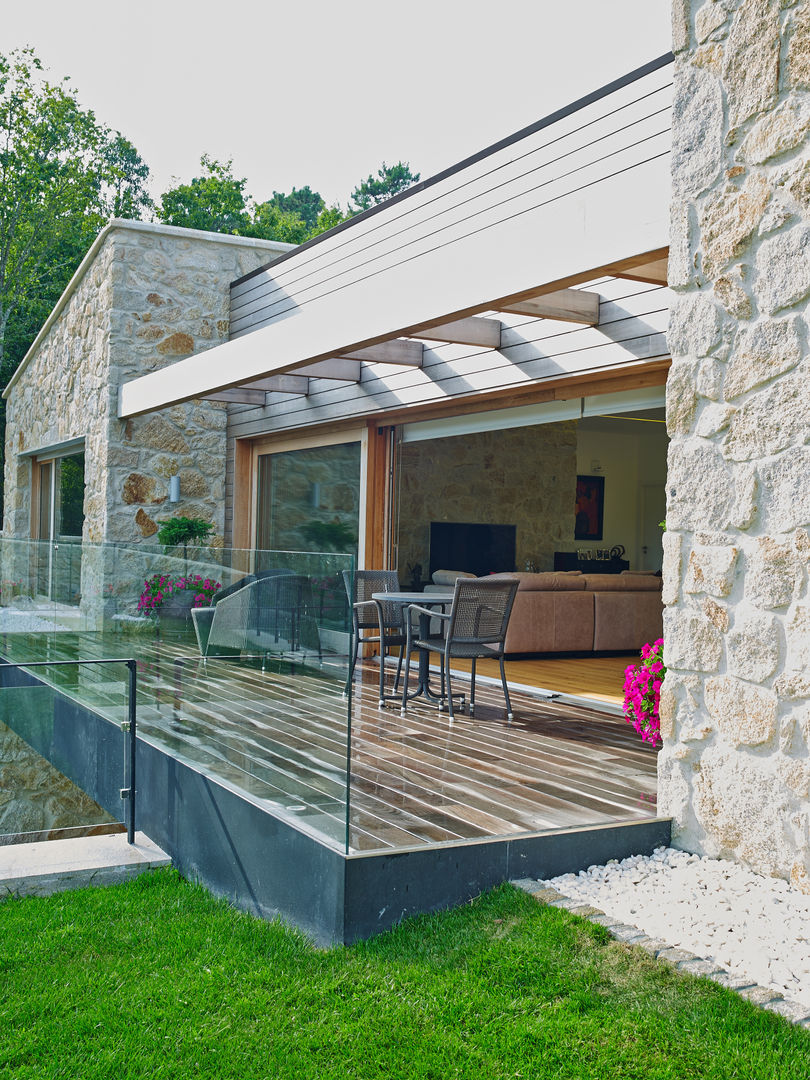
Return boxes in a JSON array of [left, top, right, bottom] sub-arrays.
[[33, 450, 86, 602], [256, 440, 363, 562]]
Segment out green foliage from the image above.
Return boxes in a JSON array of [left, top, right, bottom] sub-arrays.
[[349, 160, 421, 213], [156, 154, 251, 234], [157, 156, 314, 244], [1, 874, 807, 1079], [0, 47, 151, 377], [249, 199, 310, 244], [268, 185, 325, 230], [299, 519, 356, 552], [156, 516, 214, 549], [309, 204, 348, 237]]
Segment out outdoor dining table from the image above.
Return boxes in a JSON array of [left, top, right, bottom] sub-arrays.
[[371, 590, 454, 706]]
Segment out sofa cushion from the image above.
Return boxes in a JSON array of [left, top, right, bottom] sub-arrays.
[[489, 571, 586, 592], [581, 573, 663, 591], [431, 569, 476, 585], [504, 590, 594, 653]]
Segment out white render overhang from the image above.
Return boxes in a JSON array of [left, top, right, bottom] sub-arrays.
[[118, 55, 674, 420]]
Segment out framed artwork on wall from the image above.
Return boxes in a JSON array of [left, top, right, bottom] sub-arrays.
[[575, 474, 605, 541]]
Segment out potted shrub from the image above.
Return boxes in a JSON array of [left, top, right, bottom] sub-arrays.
[[137, 572, 221, 633]]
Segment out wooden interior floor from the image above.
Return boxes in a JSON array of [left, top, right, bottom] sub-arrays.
[[432, 653, 631, 708], [0, 631, 656, 855]]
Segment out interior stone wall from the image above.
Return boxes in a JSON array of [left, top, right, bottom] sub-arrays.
[[397, 423, 577, 581], [661, 0, 810, 891]]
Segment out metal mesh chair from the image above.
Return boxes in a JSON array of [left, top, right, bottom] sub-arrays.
[[401, 576, 519, 721], [343, 569, 407, 705]]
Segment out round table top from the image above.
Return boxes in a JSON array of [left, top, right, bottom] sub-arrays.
[[371, 591, 453, 604]]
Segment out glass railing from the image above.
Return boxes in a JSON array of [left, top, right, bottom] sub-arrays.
[[0, 538, 355, 853], [0, 657, 136, 846]]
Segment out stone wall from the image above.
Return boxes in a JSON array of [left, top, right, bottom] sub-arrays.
[[661, 0, 810, 891], [0, 720, 116, 839], [3, 221, 291, 548], [397, 423, 578, 580]]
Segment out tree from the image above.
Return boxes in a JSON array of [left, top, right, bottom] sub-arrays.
[[349, 161, 421, 214], [250, 200, 310, 245], [308, 204, 348, 238], [0, 48, 151, 375], [157, 156, 312, 244], [268, 185, 324, 231], [156, 155, 251, 235]]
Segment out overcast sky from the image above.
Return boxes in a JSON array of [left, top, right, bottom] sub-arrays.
[[4, 1, 671, 210]]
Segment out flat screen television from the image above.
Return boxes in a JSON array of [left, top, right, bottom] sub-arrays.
[[429, 522, 516, 579]]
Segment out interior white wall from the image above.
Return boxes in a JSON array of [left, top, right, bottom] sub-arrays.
[[575, 416, 668, 569]]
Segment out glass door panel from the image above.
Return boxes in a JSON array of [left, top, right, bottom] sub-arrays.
[[256, 442, 362, 561]]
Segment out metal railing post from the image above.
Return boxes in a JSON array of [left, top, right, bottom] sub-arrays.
[[126, 659, 137, 845]]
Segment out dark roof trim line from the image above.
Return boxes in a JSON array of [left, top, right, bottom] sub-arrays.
[[231, 52, 675, 289]]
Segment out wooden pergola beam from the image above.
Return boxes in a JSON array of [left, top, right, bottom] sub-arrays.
[[341, 340, 423, 366], [297, 358, 362, 381], [205, 389, 267, 405], [242, 374, 310, 394], [492, 288, 600, 325], [410, 316, 502, 348]]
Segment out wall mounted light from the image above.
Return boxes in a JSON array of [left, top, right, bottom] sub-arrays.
[[311, 482, 321, 508], [169, 475, 180, 503]]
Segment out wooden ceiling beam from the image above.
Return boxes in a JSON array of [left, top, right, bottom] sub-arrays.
[[410, 316, 502, 348], [241, 374, 310, 394], [341, 340, 423, 366], [296, 358, 362, 381], [205, 389, 267, 405], [492, 288, 600, 325]]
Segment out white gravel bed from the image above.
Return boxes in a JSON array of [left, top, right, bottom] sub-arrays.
[[541, 847, 810, 1009]]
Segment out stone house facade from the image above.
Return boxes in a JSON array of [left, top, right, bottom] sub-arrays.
[[660, 0, 810, 891], [4, 1, 810, 894], [2, 220, 292, 547]]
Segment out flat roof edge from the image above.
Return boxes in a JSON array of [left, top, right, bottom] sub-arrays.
[[231, 52, 675, 289]]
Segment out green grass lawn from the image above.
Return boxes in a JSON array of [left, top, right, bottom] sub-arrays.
[[1, 870, 807, 1079]]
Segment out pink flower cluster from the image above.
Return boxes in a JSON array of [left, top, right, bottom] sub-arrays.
[[623, 637, 665, 747], [137, 572, 221, 616]]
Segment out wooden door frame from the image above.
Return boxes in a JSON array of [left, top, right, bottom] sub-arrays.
[[233, 423, 372, 567]]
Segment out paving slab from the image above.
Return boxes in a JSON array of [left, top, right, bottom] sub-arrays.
[[0, 832, 170, 899]]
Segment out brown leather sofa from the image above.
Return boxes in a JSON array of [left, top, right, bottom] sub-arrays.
[[486, 571, 663, 655]]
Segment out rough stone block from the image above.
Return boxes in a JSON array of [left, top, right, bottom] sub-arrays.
[[740, 96, 810, 164], [745, 536, 801, 609], [725, 369, 810, 461], [663, 609, 723, 672], [737, 985, 784, 1006], [723, 0, 780, 129], [758, 448, 810, 534], [724, 316, 803, 400], [756, 226, 810, 315], [683, 543, 739, 597], [727, 613, 780, 682], [700, 175, 772, 278], [667, 294, 723, 360], [672, 65, 724, 198], [705, 675, 778, 747], [666, 441, 739, 531], [713, 270, 753, 321]]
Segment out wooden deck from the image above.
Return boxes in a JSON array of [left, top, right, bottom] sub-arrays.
[[0, 630, 657, 854]]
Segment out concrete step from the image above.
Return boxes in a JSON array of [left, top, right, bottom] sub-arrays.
[[0, 831, 171, 899]]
